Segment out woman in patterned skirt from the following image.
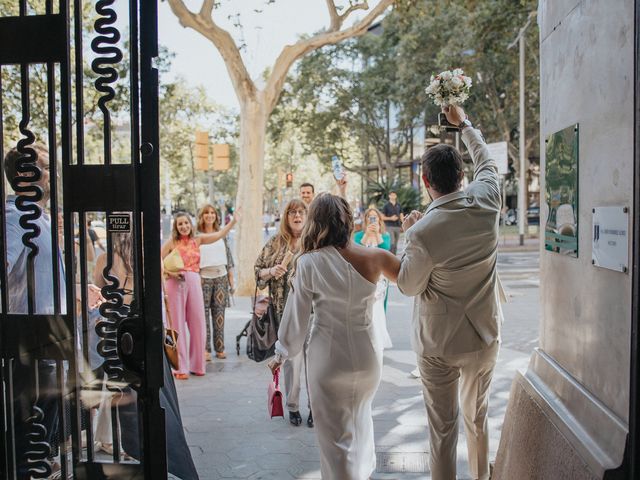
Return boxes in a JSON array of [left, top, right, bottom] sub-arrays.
[[197, 204, 235, 360]]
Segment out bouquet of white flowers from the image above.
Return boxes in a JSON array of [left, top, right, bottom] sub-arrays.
[[425, 68, 472, 106]]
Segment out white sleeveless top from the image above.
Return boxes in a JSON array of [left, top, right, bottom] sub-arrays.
[[199, 239, 227, 268]]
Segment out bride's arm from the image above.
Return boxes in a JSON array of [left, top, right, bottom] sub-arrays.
[[269, 257, 313, 372], [379, 249, 401, 282]]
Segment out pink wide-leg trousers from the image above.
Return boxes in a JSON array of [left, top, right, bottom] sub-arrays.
[[165, 271, 206, 376]]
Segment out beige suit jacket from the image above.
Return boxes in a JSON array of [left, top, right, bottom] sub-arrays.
[[398, 127, 503, 357]]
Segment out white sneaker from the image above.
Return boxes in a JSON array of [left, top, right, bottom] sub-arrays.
[[410, 368, 420, 378]]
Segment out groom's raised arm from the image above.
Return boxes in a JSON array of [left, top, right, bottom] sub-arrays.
[[461, 127, 501, 208], [397, 224, 434, 297]]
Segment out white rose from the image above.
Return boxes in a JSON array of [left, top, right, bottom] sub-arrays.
[[441, 71, 452, 81], [451, 76, 463, 88]]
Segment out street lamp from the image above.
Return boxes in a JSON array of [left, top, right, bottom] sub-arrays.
[[508, 10, 537, 246]]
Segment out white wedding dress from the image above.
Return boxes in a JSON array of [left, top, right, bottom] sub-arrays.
[[372, 278, 393, 349], [276, 246, 382, 480]]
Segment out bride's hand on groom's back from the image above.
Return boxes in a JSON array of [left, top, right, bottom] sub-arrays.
[[402, 210, 423, 232]]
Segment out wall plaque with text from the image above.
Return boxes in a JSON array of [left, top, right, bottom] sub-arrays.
[[592, 206, 629, 273]]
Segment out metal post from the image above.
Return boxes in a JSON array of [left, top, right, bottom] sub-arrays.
[[629, 1, 640, 477], [502, 175, 507, 244], [518, 33, 526, 246], [164, 167, 171, 215], [208, 169, 215, 205], [188, 144, 198, 214]]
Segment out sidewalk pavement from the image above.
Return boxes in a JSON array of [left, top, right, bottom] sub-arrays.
[[174, 278, 535, 480], [497, 235, 539, 252]]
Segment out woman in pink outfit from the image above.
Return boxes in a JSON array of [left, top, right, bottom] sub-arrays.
[[161, 211, 238, 379]]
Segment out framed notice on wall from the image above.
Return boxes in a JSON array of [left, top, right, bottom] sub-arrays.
[[544, 124, 579, 257], [592, 206, 629, 273]]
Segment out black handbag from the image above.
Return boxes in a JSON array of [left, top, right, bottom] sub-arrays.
[[246, 288, 279, 362]]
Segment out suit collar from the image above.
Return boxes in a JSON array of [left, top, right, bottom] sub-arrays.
[[425, 190, 468, 214]]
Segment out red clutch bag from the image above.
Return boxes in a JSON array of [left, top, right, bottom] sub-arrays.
[[267, 369, 284, 418]]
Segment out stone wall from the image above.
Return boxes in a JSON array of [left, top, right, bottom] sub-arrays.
[[495, 0, 635, 477]]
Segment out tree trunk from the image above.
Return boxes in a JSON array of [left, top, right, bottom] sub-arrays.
[[234, 99, 268, 295]]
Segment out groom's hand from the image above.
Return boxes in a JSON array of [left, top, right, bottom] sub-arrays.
[[442, 105, 467, 126], [402, 210, 423, 232]]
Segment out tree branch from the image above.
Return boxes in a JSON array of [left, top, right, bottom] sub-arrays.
[[325, 0, 341, 31], [326, 1, 370, 32], [167, 0, 257, 103], [263, 0, 393, 113], [199, 0, 215, 19]]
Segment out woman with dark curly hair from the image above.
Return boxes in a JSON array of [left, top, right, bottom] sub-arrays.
[[268, 194, 400, 480]]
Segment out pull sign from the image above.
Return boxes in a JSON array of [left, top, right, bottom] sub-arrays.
[[107, 213, 131, 233]]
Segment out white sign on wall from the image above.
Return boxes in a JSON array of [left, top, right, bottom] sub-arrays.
[[592, 206, 629, 273], [486, 141, 509, 175]]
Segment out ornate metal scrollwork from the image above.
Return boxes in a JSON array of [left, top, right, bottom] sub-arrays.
[[23, 406, 52, 479], [91, 0, 123, 161], [13, 65, 50, 477], [96, 266, 128, 389], [11, 112, 43, 276]]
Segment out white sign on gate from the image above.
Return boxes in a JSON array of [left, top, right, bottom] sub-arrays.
[[592, 206, 629, 273], [486, 141, 509, 175]]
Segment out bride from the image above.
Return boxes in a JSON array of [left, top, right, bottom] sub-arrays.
[[268, 194, 400, 480]]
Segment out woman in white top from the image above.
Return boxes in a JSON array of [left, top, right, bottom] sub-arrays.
[[269, 194, 400, 480], [197, 204, 235, 360]]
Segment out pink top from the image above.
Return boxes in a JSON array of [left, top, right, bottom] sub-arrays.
[[176, 236, 200, 272]]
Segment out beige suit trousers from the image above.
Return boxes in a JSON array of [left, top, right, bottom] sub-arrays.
[[418, 341, 499, 480]]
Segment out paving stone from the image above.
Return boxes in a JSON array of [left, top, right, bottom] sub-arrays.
[[247, 470, 296, 480], [215, 460, 260, 478]]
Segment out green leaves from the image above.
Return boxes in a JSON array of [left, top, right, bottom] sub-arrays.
[[270, 0, 539, 193], [366, 178, 423, 212]]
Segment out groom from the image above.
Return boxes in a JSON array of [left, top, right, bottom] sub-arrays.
[[397, 105, 503, 480]]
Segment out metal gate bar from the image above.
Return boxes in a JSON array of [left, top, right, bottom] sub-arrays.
[[0, 0, 166, 478]]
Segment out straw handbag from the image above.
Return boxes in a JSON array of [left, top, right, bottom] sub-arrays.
[[163, 248, 184, 274]]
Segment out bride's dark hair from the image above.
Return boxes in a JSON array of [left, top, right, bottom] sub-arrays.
[[299, 193, 353, 254]]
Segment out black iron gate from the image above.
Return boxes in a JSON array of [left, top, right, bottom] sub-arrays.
[[0, 1, 166, 478]]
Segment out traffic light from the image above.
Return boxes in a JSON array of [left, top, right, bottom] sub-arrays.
[[286, 172, 293, 188], [212, 144, 230, 171], [194, 131, 209, 171]]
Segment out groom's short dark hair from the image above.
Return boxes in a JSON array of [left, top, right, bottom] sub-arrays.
[[421, 145, 464, 195]]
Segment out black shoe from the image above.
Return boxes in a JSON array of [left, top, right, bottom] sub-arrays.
[[307, 411, 314, 428], [289, 411, 302, 426]]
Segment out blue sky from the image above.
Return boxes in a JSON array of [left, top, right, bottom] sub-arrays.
[[157, 1, 375, 110]]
